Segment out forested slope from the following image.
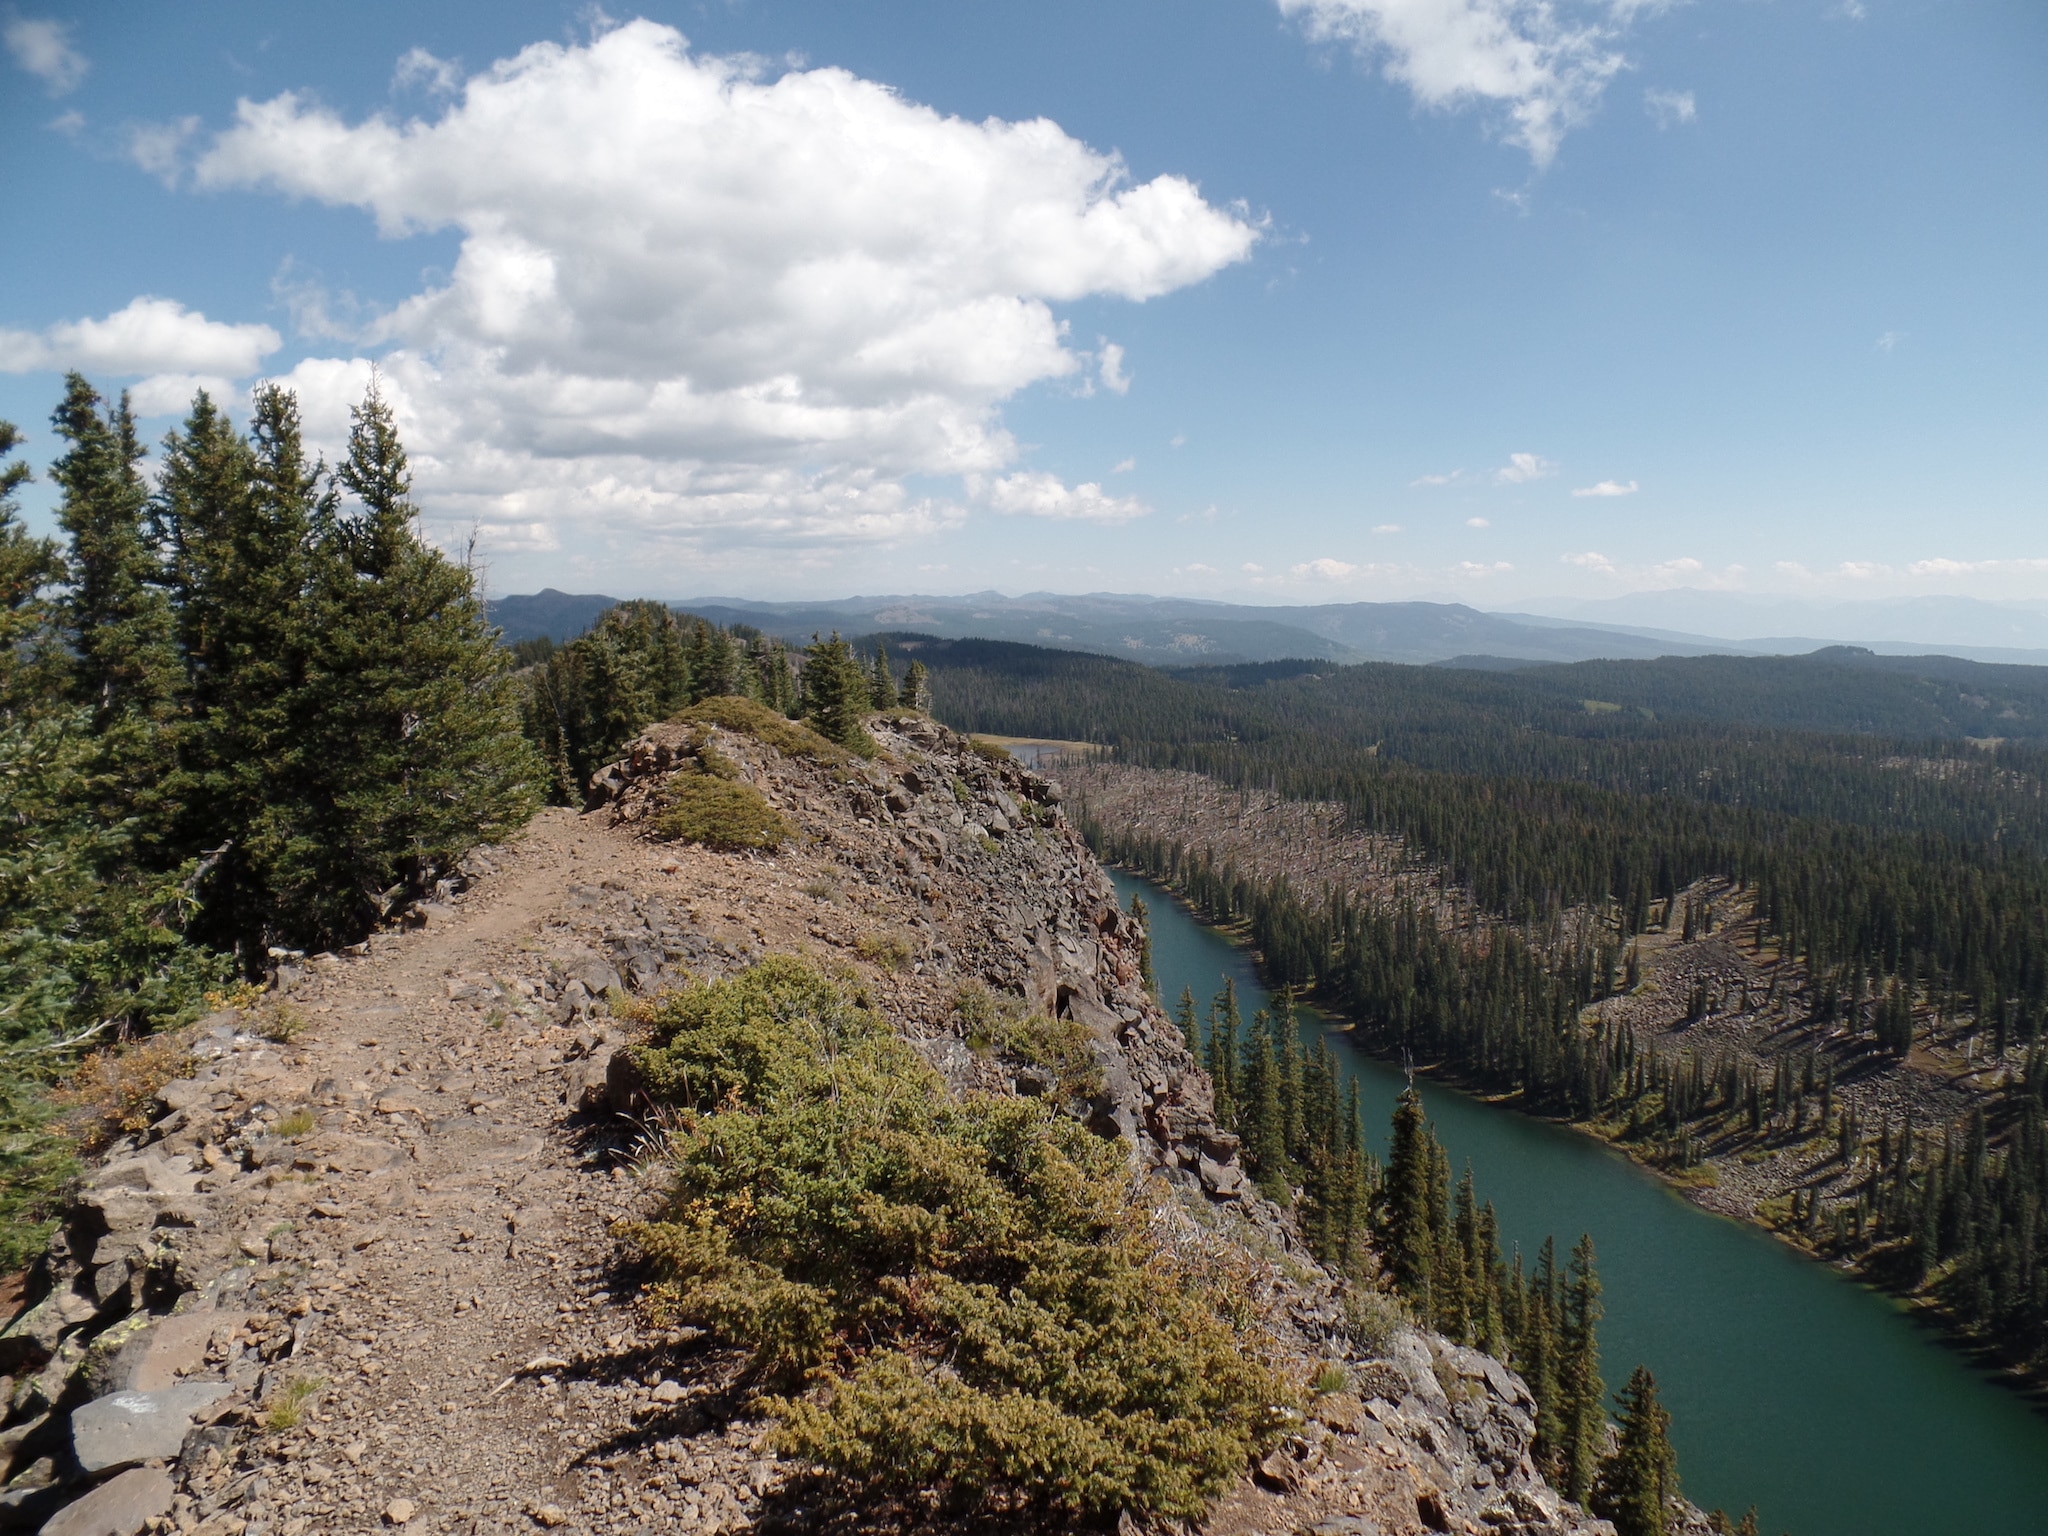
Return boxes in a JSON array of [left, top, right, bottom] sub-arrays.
[[917, 633, 2048, 1383]]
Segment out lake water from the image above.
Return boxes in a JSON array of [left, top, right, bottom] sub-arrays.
[[1110, 869, 2048, 1536]]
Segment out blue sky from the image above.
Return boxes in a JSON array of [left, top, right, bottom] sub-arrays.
[[3, 0, 2043, 607]]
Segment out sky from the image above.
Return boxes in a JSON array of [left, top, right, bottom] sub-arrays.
[[2, 0, 2044, 608]]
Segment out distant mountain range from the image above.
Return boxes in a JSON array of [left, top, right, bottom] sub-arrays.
[[485, 588, 2048, 669]]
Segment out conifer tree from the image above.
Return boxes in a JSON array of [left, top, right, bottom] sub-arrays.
[[1594, 1366, 1679, 1536], [0, 420, 63, 715], [870, 641, 899, 708], [1207, 978, 1241, 1128], [802, 632, 873, 749], [1559, 1234, 1607, 1503], [51, 376, 178, 739], [157, 386, 330, 956], [313, 384, 540, 944], [901, 657, 932, 712], [1175, 985, 1199, 1053], [1382, 1086, 1436, 1302]]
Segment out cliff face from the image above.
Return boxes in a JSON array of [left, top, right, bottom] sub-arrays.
[[0, 709, 1653, 1536], [592, 711, 1631, 1536]]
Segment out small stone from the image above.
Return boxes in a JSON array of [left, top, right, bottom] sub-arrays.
[[37, 1465, 174, 1536], [650, 1379, 685, 1403], [383, 1496, 417, 1525], [527, 1502, 570, 1527]]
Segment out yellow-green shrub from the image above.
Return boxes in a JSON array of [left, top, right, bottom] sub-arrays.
[[955, 983, 1105, 1098], [652, 773, 792, 851], [679, 696, 843, 761], [623, 957, 1287, 1521]]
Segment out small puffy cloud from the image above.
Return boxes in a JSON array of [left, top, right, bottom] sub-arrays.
[[1170, 432, 1189, 448], [1453, 560, 1513, 578], [129, 117, 203, 186], [1275, 0, 1629, 166], [1291, 557, 1360, 580], [1562, 550, 1616, 573], [1242, 561, 1265, 574], [5, 15, 87, 94], [1876, 331, 1903, 353], [1110, 457, 1136, 474], [1908, 557, 2048, 578], [172, 21, 1251, 558], [1496, 451, 1556, 483], [975, 471, 1148, 523], [1833, 0, 1867, 19], [1643, 88, 1695, 128], [1572, 478, 1638, 497], [1373, 522, 1402, 533], [1411, 469, 1462, 487], [1173, 562, 1217, 576], [49, 108, 84, 135], [393, 47, 461, 95], [1466, 516, 1491, 527], [0, 296, 281, 379], [1098, 341, 1131, 395]]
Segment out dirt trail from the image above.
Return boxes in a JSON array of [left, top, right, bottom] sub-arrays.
[[10, 807, 802, 1536]]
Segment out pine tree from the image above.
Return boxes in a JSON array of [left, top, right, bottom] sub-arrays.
[[1525, 1237, 1564, 1477], [0, 419, 64, 716], [156, 386, 330, 958], [1559, 1233, 1606, 1504], [51, 376, 179, 739], [1207, 978, 1242, 1128], [802, 632, 873, 749], [1382, 1085, 1436, 1303], [870, 642, 899, 708], [312, 383, 540, 944], [901, 658, 932, 712], [1175, 985, 1199, 1053], [1594, 1366, 1679, 1536]]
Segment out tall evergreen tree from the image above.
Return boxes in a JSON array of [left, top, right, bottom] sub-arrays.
[[1594, 1366, 1679, 1536], [51, 376, 178, 738], [901, 657, 932, 712], [0, 420, 63, 715], [313, 384, 541, 945], [1382, 1085, 1436, 1303], [802, 632, 873, 749], [1128, 893, 1155, 993], [1559, 1234, 1607, 1504], [870, 641, 899, 708]]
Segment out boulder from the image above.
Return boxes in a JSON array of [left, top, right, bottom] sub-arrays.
[[70, 1383, 231, 1474], [36, 1466, 173, 1536]]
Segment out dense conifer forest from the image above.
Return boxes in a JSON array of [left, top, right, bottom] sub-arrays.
[[915, 635, 2048, 1383], [0, 377, 536, 1262]]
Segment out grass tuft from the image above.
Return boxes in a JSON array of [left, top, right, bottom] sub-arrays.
[[653, 774, 793, 852]]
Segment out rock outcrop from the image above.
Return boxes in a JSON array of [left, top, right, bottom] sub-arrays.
[[0, 709, 1694, 1535]]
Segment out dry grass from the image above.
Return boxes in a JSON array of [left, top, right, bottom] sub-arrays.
[[57, 1032, 192, 1152]]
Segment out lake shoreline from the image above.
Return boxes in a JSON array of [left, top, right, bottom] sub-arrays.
[[1113, 864, 2048, 1414]]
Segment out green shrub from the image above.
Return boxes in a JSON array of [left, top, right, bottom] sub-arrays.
[[680, 696, 843, 762], [652, 773, 793, 852], [955, 983, 1105, 1098], [967, 737, 1012, 763], [855, 929, 915, 973], [623, 956, 1287, 1521]]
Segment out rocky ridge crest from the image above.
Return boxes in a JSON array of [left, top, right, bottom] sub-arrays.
[[0, 708, 1654, 1536]]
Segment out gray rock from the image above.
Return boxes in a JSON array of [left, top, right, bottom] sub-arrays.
[[71, 1383, 231, 1473], [37, 1465, 174, 1536]]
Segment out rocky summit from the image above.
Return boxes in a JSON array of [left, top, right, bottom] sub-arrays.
[[0, 709, 1671, 1536]]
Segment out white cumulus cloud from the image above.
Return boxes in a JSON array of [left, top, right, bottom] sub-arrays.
[[1097, 341, 1131, 395], [1571, 478, 1638, 497], [1496, 451, 1556, 483], [178, 21, 1254, 555], [1466, 516, 1491, 527], [974, 471, 1149, 524], [1275, 0, 1628, 165], [5, 15, 87, 94], [0, 296, 281, 380]]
